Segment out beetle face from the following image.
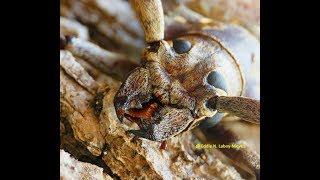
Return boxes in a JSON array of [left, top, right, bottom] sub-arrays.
[[114, 34, 228, 141]]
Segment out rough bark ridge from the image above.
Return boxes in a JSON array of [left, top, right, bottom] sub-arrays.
[[61, 150, 113, 180]]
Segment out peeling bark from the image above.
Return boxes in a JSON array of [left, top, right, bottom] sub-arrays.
[[60, 150, 113, 180]]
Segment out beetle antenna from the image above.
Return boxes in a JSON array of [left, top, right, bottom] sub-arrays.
[[130, 0, 165, 43], [212, 96, 260, 124]]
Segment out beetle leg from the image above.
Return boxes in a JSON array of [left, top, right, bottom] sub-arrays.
[[197, 123, 260, 179]]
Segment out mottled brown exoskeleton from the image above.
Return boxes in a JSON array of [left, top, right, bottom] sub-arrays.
[[114, 0, 260, 178]]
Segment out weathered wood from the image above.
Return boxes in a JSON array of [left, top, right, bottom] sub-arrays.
[[61, 0, 144, 56], [60, 150, 113, 180], [63, 37, 138, 80]]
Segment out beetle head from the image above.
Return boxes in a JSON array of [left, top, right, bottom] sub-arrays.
[[114, 34, 228, 141]]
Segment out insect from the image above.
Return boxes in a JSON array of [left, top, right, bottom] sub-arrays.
[[114, 0, 260, 178]]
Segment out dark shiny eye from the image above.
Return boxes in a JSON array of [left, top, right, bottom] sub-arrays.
[[207, 71, 228, 92], [172, 39, 191, 54]]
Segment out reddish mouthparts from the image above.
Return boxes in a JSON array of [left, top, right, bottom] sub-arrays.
[[126, 102, 158, 121]]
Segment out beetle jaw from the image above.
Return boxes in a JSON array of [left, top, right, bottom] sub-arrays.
[[114, 93, 195, 141], [113, 65, 198, 141]]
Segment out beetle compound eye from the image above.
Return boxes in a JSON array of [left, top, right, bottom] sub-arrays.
[[207, 71, 228, 92], [172, 39, 192, 54]]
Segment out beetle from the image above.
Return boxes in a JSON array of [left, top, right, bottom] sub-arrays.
[[114, 0, 260, 178]]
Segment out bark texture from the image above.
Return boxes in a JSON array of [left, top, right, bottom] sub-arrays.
[[61, 150, 113, 180]]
